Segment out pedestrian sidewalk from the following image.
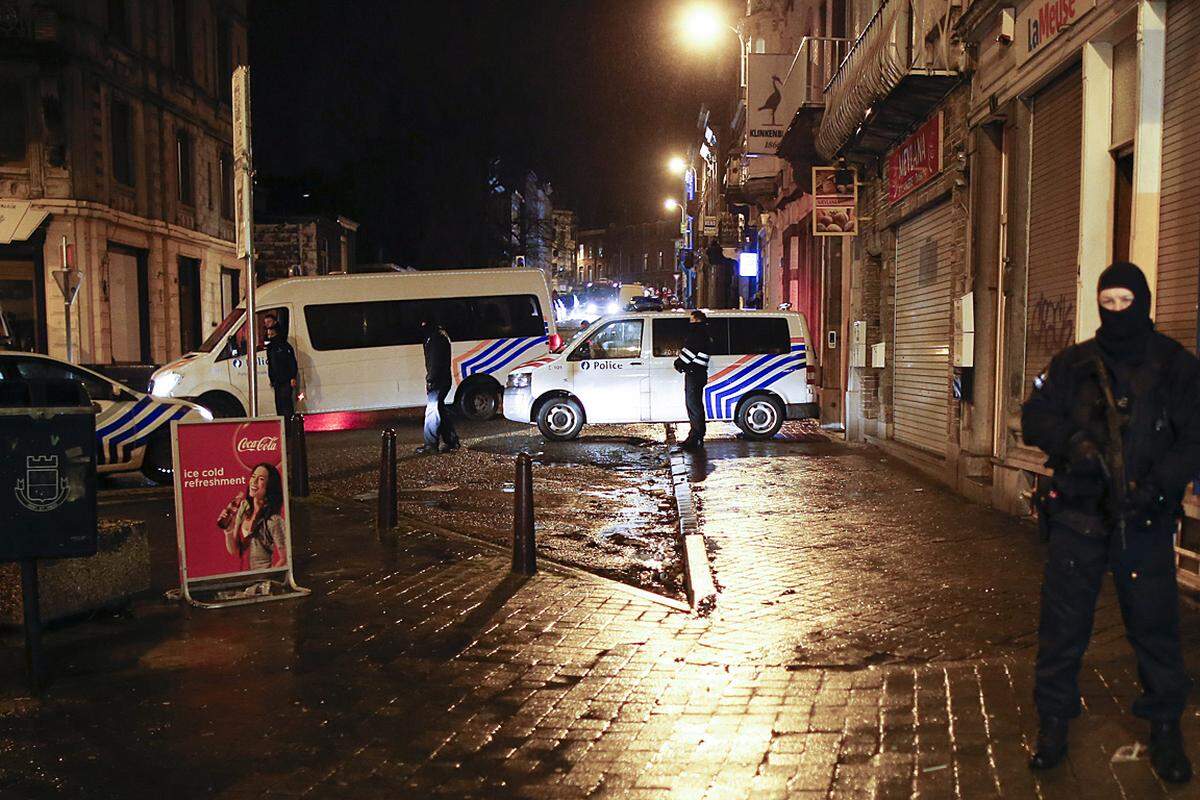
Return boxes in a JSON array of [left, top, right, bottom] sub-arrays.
[[0, 433, 1195, 799]]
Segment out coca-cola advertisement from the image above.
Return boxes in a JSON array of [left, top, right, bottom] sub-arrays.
[[171, 417, 294, 583]]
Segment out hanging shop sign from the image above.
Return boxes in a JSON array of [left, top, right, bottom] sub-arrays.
[[887, 112, 943, 204], [1017, 0, 1097, 64], [171, 416, 308, 607], [812, 166, 858, 236], [747, 53, 801, 155]]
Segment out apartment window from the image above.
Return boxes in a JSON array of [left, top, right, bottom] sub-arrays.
[[173, 0, 192, 78], [107, 0, 130, 46], [219, 151, 233, 219], [0, 83, 26, 163], [110, 99, 134, 186], [216, 18, 232, 102], [176, 129, 193, 204]]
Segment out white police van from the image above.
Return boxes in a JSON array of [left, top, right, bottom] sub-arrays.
[[149, 269, 558, 420], [0, 352, 211, 484], [503, 310, 818, 440]]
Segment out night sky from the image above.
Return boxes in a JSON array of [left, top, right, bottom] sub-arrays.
[[249, 0, 740, 266]]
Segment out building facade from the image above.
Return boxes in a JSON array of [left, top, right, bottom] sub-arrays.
[[254, 215, 359, 282], [550, 208, 576, 292], [0, 0, 248, 364]]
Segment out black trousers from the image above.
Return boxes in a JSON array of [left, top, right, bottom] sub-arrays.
[[273, 383, 295, 417], [1035, 521, 1191, 722], [684, 371, 707, 442]]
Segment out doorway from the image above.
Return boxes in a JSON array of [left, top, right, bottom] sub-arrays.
[[178, 256, 201, 352], [0, 257, 43, 352], [107, 244, 149, 363]]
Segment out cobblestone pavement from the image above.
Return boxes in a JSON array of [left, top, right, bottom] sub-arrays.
[[3, 421, 1199, 799]]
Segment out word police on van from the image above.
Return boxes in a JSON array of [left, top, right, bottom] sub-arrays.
[[504, 310, 818, 440]]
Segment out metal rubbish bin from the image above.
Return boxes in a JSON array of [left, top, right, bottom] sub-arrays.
[[0, 378, 97, 694]]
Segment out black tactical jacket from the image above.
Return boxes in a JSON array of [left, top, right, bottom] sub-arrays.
[[265, 338, 298, 387], [1022, 332, 1200, 532], [673, 325, 713, 377], [424, 328, 453, 392]]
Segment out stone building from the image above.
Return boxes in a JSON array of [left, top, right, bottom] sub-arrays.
[[0, 0, 248, 364], [254, 215, 359, 281], [550, 209, 576, 293]]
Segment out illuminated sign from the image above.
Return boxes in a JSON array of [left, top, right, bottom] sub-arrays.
[[886, 113, 943, 204]]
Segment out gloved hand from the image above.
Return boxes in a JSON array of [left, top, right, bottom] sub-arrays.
[[1066, 432, 1105, 477], [673, 358, 685, 373]]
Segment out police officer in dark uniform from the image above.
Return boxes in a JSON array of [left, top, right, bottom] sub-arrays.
[[417, 318, 460, 454], [264, 313, 298, 417], [1023, 261, 1200, 783], [674, 309, 712, 450]]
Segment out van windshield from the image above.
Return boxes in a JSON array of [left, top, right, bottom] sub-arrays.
[[199, 309, 243, 352]]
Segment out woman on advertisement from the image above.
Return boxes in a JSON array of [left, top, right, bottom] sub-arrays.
[[216, 463, 287, 571]]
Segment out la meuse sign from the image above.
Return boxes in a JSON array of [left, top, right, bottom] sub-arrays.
[[886, 112, 943, 204], [1017, 0, 1096, 63]]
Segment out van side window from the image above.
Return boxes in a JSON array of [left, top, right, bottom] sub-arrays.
[[728, 317, 790, 355], [570, 319, 643, 360], [652, 318, 689, 357], [304, 294, 545, 352], [222, 308, 288, 361]]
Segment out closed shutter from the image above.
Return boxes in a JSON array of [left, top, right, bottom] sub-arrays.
[[1157, 0, 1200, 348], [894, 201, 955, 454], [1023, 66, 1082, 396]]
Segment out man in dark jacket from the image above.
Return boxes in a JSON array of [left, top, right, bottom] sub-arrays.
[[1022, 261, 1200, 783], [417, 318, 459, 454], [674, 310, 712, 450], [264, 314, 298, 417]]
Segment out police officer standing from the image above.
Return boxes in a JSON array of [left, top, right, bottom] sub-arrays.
[[417, 317, 460, 455], [674, 310, 712, 450], [1023, 261, 1200, 783], [264, 313, 298, 418]]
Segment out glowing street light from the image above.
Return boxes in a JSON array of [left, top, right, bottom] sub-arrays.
[[680, 4, 725, 48], [667, 155, 687, 175], [664, 198, 680, 211]]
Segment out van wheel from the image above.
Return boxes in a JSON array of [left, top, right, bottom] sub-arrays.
[[457, 380, 499, 421], [140, 431, 174, 485], [197, 392, 244, 419], [736, 394, 784, 440], [537, 397, 584, 441]]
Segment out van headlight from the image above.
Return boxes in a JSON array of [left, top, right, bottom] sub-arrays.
[[151, 371, 182, 397], [507, 372, 531, 389]]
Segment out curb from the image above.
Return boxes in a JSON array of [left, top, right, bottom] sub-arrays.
[[663, 426, 718, 613]]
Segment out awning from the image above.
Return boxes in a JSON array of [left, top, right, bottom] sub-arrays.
[[0, 201, 50, 245]]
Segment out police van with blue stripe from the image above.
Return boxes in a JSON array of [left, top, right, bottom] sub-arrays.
[[0, 353, 212, 483], [149, 269, 558, 421], [503, 310, 819, 440]]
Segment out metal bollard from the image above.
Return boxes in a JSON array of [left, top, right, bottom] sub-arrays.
[[512, 453, 536, 574], [377, 428, 397, 532], [288, 414, 310, 498]]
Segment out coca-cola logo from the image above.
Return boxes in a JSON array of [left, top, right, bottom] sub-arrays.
[[237, 436, 279, 453]]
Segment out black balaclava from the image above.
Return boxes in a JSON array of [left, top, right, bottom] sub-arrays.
[[1096, 260, 1153, 361]]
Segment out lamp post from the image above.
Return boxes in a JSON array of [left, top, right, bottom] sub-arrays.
[[664, 198, 686, 235]]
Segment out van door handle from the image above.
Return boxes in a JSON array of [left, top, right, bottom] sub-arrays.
[[630, 361, 643, 366]]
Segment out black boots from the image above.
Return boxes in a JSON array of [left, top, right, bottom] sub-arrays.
[[1028, 716, 1069, 770], [1150, 720, 1193, 784]]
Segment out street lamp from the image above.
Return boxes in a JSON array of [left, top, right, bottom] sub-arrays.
[[664, 198, 686, 235], [667, 155, 686, 176], [679, 4, 726, 48]]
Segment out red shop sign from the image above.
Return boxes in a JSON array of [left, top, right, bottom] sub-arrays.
[[887, 112, 943, 204]]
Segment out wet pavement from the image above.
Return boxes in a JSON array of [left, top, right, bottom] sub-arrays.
[[4, 417, 1200, 798]]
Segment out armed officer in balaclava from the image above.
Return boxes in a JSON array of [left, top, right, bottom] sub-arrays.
[[1022, 261, 1200, 784]]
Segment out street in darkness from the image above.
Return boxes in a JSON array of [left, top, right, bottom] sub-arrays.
[[5, 0, 1200, 797]]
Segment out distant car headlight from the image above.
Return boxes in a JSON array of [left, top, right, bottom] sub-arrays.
[[196, 405, 214, 421], [585, 302, 598, 316], [606, 302, 620, 314], [151, 371, 182, 397], [507, 372, 531, 389]]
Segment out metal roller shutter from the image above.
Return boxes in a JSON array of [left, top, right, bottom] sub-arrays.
[[1023, 66, 1082, 398], [1157, 0, 1200, 348], [894, 201, 955, 454]]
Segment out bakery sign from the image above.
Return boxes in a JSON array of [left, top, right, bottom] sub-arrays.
[[886, 112, 943, 204], [1017, 0, 1097, 63]]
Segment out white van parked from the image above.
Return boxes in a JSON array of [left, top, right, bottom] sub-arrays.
[[150, 269, 558, 419], [503, 310, 818, 440]]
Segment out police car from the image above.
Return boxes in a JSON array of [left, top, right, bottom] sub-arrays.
[[503, 310, 818, 440], [0, 352, 211, 484]]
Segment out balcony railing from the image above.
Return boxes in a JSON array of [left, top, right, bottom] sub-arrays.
[[815, 0, 958, 159], [786, 36, 850, 108]]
